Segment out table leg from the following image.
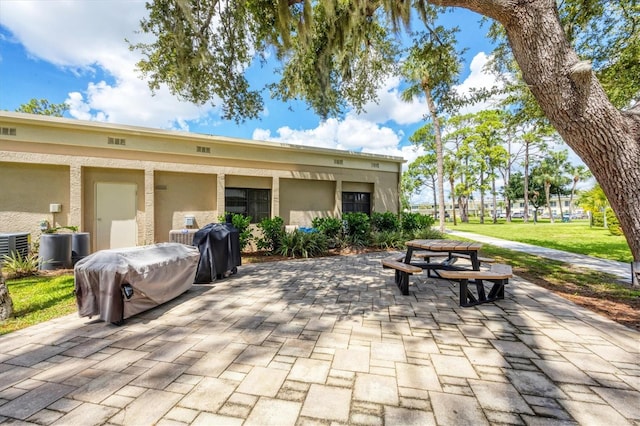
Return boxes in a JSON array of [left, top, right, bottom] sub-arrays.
[[470, 252, 480, 271], [404, 247, 414, 264]]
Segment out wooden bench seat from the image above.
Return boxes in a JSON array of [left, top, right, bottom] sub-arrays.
[[381, 257, 422, 295], [438, 264, 512, 307]]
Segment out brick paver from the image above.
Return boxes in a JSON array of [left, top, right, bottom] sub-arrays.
[[0, 252, 638, 425]]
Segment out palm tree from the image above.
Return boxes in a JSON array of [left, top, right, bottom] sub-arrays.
[[567, 165, 592, 217]]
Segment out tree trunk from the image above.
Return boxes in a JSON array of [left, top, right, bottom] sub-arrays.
[[545, 181, 553, 223], [423, 87, 447, 232], [523, 141, 530, 223], [492, 176, 497, 223], [569, 179, 578, 217], [479, 173, 485, 224], [0, 273, 13, 321], [435, 0, 640, 262], [450, 177, 457, 226]]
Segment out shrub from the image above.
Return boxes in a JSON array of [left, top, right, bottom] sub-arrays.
[[370, 230, 405, 250], [278, 229, 328, 258], [256, 216, 285, 253], [606, 209, 623, 236], [412, 227, 445, 240], [401, 212, 435, 233], [2, 251, 40, 279], [311, 216, 343, 239], [342, 212, 371, 247], [219, 213, 253, 251], [371, 212, 400, 232]]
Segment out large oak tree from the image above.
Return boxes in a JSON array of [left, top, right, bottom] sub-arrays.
[[134, 0, 640, 262]]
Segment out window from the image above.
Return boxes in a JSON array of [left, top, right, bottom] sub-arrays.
[[550, 201, 557, 207], [342, 192, 371, 215], [225, 188, 270, 223]]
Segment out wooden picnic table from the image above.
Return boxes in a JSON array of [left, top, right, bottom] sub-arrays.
[[404, 239, 484, 273]]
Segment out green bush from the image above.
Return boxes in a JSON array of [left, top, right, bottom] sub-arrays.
[[311, 216, 343, 239], [278, 229, 328, 258], [342, 212, 371, 247], [606, 209, 623, 236], [591, 210, 623, 236], [256, 216, 285, 253], [401, 212, 435, 233], [412, 227, 445, 240], [370, 230, 405, 250], [371, 212, 400, 232], [219, 213, 253, 251], [2, 251, 40, 279]]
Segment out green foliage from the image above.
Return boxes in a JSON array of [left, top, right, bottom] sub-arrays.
[[342, 212, 371, 247], [278, 229, 328, 258], [412, 227, 445, 240], [311, 216, 343, 239], [256, 216, 285, 253], [606, 209, 623, 236], [370, 231, 405, 250], [370, 212, 400, 233], [2, 252, 40, 279], [43, 225, 79, 234], [219, 213, 253, 251], [401, 212, 434, 233], [16, 98, 67, 117]]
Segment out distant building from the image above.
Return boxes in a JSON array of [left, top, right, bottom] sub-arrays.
[[0, 112, 403, 251]]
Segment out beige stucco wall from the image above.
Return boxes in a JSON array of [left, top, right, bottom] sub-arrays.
[[154, 171, 218, 242], [0, 112, 404, 251], [226, 175, 273, 189], [0, 162, 70, 237], [280, 179, 336, 226]]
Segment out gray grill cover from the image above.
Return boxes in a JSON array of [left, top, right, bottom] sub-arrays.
[[193, 223, 241, 283], [74, 243, 200, 323]]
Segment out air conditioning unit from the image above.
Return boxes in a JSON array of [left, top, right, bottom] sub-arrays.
[[0, 232, 30, 263], [169, 229, 198, 246]]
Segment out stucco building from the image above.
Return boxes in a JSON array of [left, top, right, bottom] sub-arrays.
[[0, 112, 403, 252]]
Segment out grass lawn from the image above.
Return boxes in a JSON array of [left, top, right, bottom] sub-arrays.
[[446, 219, 633, 263], [0, 274, 77, 335]]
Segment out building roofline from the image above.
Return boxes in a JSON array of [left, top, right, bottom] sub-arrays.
[[0, 111, 405, 164]]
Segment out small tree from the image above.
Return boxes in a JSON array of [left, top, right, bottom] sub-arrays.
[[16, 98, 67, 117]]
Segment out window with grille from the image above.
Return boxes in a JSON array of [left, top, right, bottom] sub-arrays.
[[342, 192, 371, 215], [225, 188, 271, 223]]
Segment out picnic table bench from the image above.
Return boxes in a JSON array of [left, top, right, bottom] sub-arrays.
[[438, 264, 512, 307], [381, 255, 423, 295]]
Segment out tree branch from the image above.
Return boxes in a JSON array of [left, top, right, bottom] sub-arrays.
[[568, 60, 592, 114]]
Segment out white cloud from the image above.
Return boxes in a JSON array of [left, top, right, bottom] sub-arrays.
[[454, 52, 505, 114], [253, 117, 404, 154], [352, 76, 429, 125], [0, 0, 216, 130]]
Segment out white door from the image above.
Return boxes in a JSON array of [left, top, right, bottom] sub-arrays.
[[96, 182, 137, 250]]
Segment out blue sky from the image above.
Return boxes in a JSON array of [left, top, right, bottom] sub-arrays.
[[0, 0, 502, 164]]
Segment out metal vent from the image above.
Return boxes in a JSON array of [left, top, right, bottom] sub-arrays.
[[334, 159, 343, 165], [169, 229, 198, 245], [107, 137, 126, 145], [196, 146, 211, 153], [0, 232, 30, 263], [1, 127, 17, 136]]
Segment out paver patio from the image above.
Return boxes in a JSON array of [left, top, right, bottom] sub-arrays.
[[0, 252, 638, 425]]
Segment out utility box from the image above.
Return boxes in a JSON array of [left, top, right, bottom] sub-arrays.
[[49, 203, 62, 213], [184, 215, 196, 227]]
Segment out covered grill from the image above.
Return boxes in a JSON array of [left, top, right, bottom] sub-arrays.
[[193, 222, 241, 283], [74, 243, 200, 324]]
